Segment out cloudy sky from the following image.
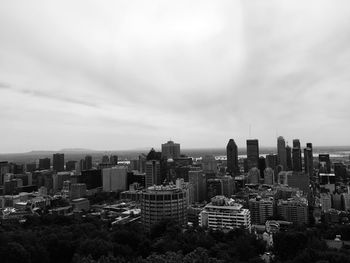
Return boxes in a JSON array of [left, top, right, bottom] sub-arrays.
[[1, 0, 350, 153]]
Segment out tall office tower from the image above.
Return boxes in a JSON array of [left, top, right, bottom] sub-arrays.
[[101, 155, 110, 164], [39, 158, 51, 170], [102, 166, 128, 192], [292, 147, 302, 172], [145, 160, 161, 188], [199, 196, 251, 231], [249, 196, 274, 225], [264, 168, 274, 185], [188, 170, 207, 203], [304, 143, 313, 176], [277, 197, 309, 225], [53, 153, 65, 172], [248, 167, 260, 184], [80, 169, 102, 189], [69, 183, 87, 200], [286, 145, 292, 171], [110, 155, 118, 166], [85, 155, 93, 170], [65, 160, 76, 171], [319, 154, 331, 173], [161, 140, 180, 159], [226, 139, 239, 175], [266, 154, 277, 170], [201, 155, 217, 173], [141, 185, 187, 232], [26, 163, 37, 173], [293, 139, 301, 149], [277, 136, 287, 170], [258, 156, 266, 178], [207, 179, 223, 200], [247, 139, 259, 170]]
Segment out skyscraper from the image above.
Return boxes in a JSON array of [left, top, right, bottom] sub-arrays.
[[145, 160, 161, 188], [247, 139, 259, 170], [85, 155, 93, 170], [304, 143, 313, 177], [226, 139, 239, 175], [277, 136, 287, 170], [292, 140, 302, 172], [319, 154, 331, 173], [39, 158, 51, 170], [188, 170, 207, 203], [161, 140, 180, 159], [286, 145, 292, 171], [266, 154, 277, 170], [53, 153, 65, 172]]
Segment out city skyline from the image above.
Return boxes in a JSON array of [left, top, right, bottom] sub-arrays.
[[1, 0, 350, 153]]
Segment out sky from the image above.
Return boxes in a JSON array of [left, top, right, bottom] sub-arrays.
[[1, 0, 350, 153]]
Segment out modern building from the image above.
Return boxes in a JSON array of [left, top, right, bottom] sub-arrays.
[[53, 153, 65, 172], [249, 196, 274, 225], [71, 198, 90, 212], [286, 145, 292, 171], [266, 154, 277, 170], [199, 196, 251, 231], [319, 154, 331, 173], [292, 140, 302, 172], [110, 155, 118, 166], [226, 139, 239, 175], [248, 167, 260, 184], [39, 158, 50, 170], [264, 168, 274, 185], [70, 183, 87, 200], [201, 155, 218, 173], [304, 144, 313, 177], [320, 193, 332, 212], [161, 140, 180, 159], [247, 139, 259, 170], [80, 169, 102, 189], [85, 155, 93, 170], [277, 136, 287, 170], [188, 170, 207, 203], [145, 160, 161, 188], [102, 166, 128, 192], [141, 185, 187, 231], [65, 160, 77, 172], [277, 197, 308, 225]]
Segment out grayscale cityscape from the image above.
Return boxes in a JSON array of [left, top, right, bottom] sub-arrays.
[[1, 1, 350, 263]]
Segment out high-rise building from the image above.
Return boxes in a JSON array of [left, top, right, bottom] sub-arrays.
[[53, 153, 65, 172], [292, 147, 302, 172], [277, 136, 287, 170], [286, 145, 292, 171], [249, 196, 274, 225], [65, 160, 76, 171], [293, 139, 301, 149], [188, 170, 207, 203], [39, 158, 51, 170], [161, 140, 180, 159], [199, 196, 251, 231], [248, 167, 260, 184], [70, 183, 87, 200], [319, 154, 331, 173], [258, 156, 266, 178], [277, 197, 308, 225], [145, 160, 161, 188], [201, 155, 217, 173], [264, 168, 274, 185], [85, 155, 93, 170], [102, 166, 128, 192], [226, 139, 239, 175], [80, 169, 102, 189], [141, 185, 187, 232], [101, 155, 110, 164], [320, 193, 332, 212], [207, 179, 223, 200], [110, 155, 118, 166], [266, 154, 277, 170], [304, 143, 313, 177], [247, 139, 259, 170]]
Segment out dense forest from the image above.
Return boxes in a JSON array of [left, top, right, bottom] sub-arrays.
[[1, 215, 350, 263]]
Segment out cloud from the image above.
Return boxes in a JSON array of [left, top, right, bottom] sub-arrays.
[[0, 0, 350, 152]]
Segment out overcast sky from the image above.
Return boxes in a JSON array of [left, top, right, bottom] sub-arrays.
[[1, 0, 350, 153]]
